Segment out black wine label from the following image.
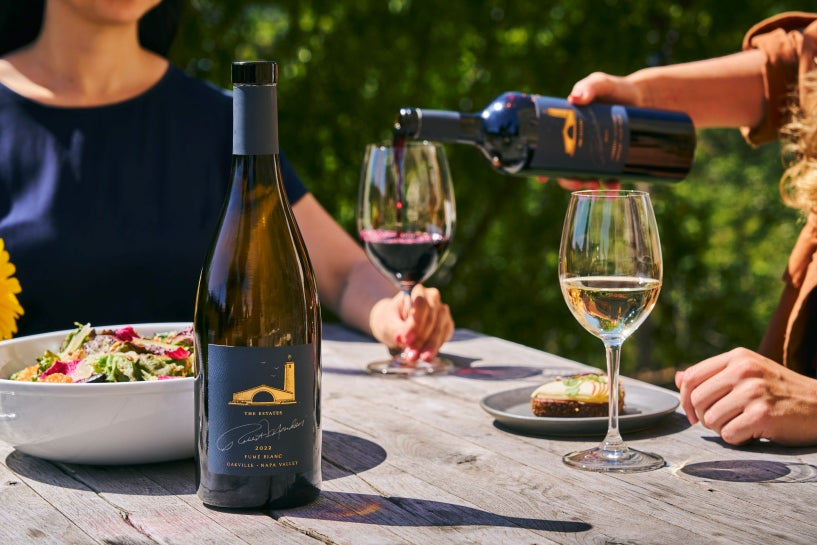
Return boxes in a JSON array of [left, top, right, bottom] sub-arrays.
[[206, 344, 316, 476], [233, 85, 279, 155], [531, 96, 629, 173]]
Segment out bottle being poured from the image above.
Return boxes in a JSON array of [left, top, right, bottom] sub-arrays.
[[394, 91, 696, 182]]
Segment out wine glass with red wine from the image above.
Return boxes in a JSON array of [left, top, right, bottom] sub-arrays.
[[357, 140, 456, 376]]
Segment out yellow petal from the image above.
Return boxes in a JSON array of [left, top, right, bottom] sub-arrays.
[[0, 237, 24, 338]]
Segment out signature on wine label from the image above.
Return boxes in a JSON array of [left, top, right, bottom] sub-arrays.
[[216, 418, 306, 451]]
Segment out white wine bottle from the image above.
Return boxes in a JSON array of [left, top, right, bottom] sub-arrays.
[[194, 61, 321, 509], [395, 91, 695, 182]]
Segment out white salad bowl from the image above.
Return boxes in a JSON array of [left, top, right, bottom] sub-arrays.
[[0, 323, 194, 465]]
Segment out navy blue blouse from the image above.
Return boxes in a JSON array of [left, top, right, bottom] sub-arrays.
[[0, 65, 308, 335]]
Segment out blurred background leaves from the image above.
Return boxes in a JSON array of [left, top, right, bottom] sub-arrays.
[[170, 0, 802, 384]]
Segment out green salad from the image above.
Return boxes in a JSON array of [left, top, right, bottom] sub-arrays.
[[9, 323, 195, 383]]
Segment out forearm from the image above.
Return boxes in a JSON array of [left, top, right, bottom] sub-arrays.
[[334, 258, 398, 338], [293, 194, 394, 336], [628, 50, 767, 129], [291, 194, 448, 354]]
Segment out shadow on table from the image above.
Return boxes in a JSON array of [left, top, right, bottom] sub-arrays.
[[321, 352, 548, 380], [491, 411, 690, 442], [679, 459, 817, 483], [321, 324, 557, 380], [673, 436, 817, 483], [317, 431, 591, 531], [698, 435, 817, 456], [288, 490, 591, 532], [4, 430, 386, 495], [449, 353, 545, 380], [4, 448, 197, 495], [322, 430, 386, 480]]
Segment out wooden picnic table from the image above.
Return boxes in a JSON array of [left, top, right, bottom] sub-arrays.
[[2, 323, 815, 544]]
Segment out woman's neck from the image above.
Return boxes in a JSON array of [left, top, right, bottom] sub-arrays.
[[0, 4, 168, 107]]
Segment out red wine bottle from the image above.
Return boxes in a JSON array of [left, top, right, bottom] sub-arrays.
[[395, 91, 695, 182], [194, 61, 321, 509]]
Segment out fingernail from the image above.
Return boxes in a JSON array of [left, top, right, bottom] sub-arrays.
[[568, 90, 586, 103]]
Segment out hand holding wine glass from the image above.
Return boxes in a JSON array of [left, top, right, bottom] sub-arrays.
[[559, 189, 664, 472], [357, 141, 456, 376]]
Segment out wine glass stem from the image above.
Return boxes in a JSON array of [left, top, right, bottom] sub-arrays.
[[601, 340, 627, 454], [393, 287, 413, 362], [400, 286, 412, 305]]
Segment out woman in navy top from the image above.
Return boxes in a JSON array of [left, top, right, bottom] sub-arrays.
[[0, 0, 453, 363]]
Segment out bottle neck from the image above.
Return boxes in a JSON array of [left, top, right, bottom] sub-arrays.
[[395, 108, 482, 145], [233, 84, 279, 155]]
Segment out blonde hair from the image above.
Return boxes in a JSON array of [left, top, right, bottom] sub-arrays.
[[780, 70, 817, 214]]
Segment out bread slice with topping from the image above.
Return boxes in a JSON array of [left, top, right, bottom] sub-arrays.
[[530, 372, 624, 417]]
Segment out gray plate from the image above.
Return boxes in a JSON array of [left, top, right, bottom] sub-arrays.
[[479, 381, 680, 437]]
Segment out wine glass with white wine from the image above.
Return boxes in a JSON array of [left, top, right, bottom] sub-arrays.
[[558, 189, 664, 472]]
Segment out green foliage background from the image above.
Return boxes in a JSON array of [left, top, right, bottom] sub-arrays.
[[170, 0, 804, 382]]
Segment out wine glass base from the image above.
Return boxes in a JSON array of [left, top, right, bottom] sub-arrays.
[[366, 357, 453, 377], [562, 446, 665, 473]]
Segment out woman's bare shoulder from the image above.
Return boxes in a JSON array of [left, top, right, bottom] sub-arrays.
[[0, 50, 47, 100]]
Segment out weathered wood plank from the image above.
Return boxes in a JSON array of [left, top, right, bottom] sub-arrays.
[[64, 462, 326, 545], [0, 447, 151, 544]]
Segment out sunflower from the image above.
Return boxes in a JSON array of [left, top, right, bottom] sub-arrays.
[[0, 238, 23, 340]]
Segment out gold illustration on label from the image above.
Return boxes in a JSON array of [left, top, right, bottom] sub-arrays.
[[228, 356, 296, 406], [546, 107, 577, 156]]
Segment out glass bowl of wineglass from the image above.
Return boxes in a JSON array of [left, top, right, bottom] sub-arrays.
[[357, 140, 456, 376], [558, 189, 664, 472]]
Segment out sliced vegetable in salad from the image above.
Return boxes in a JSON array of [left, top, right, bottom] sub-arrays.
[[9, 323, 195, 383]]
